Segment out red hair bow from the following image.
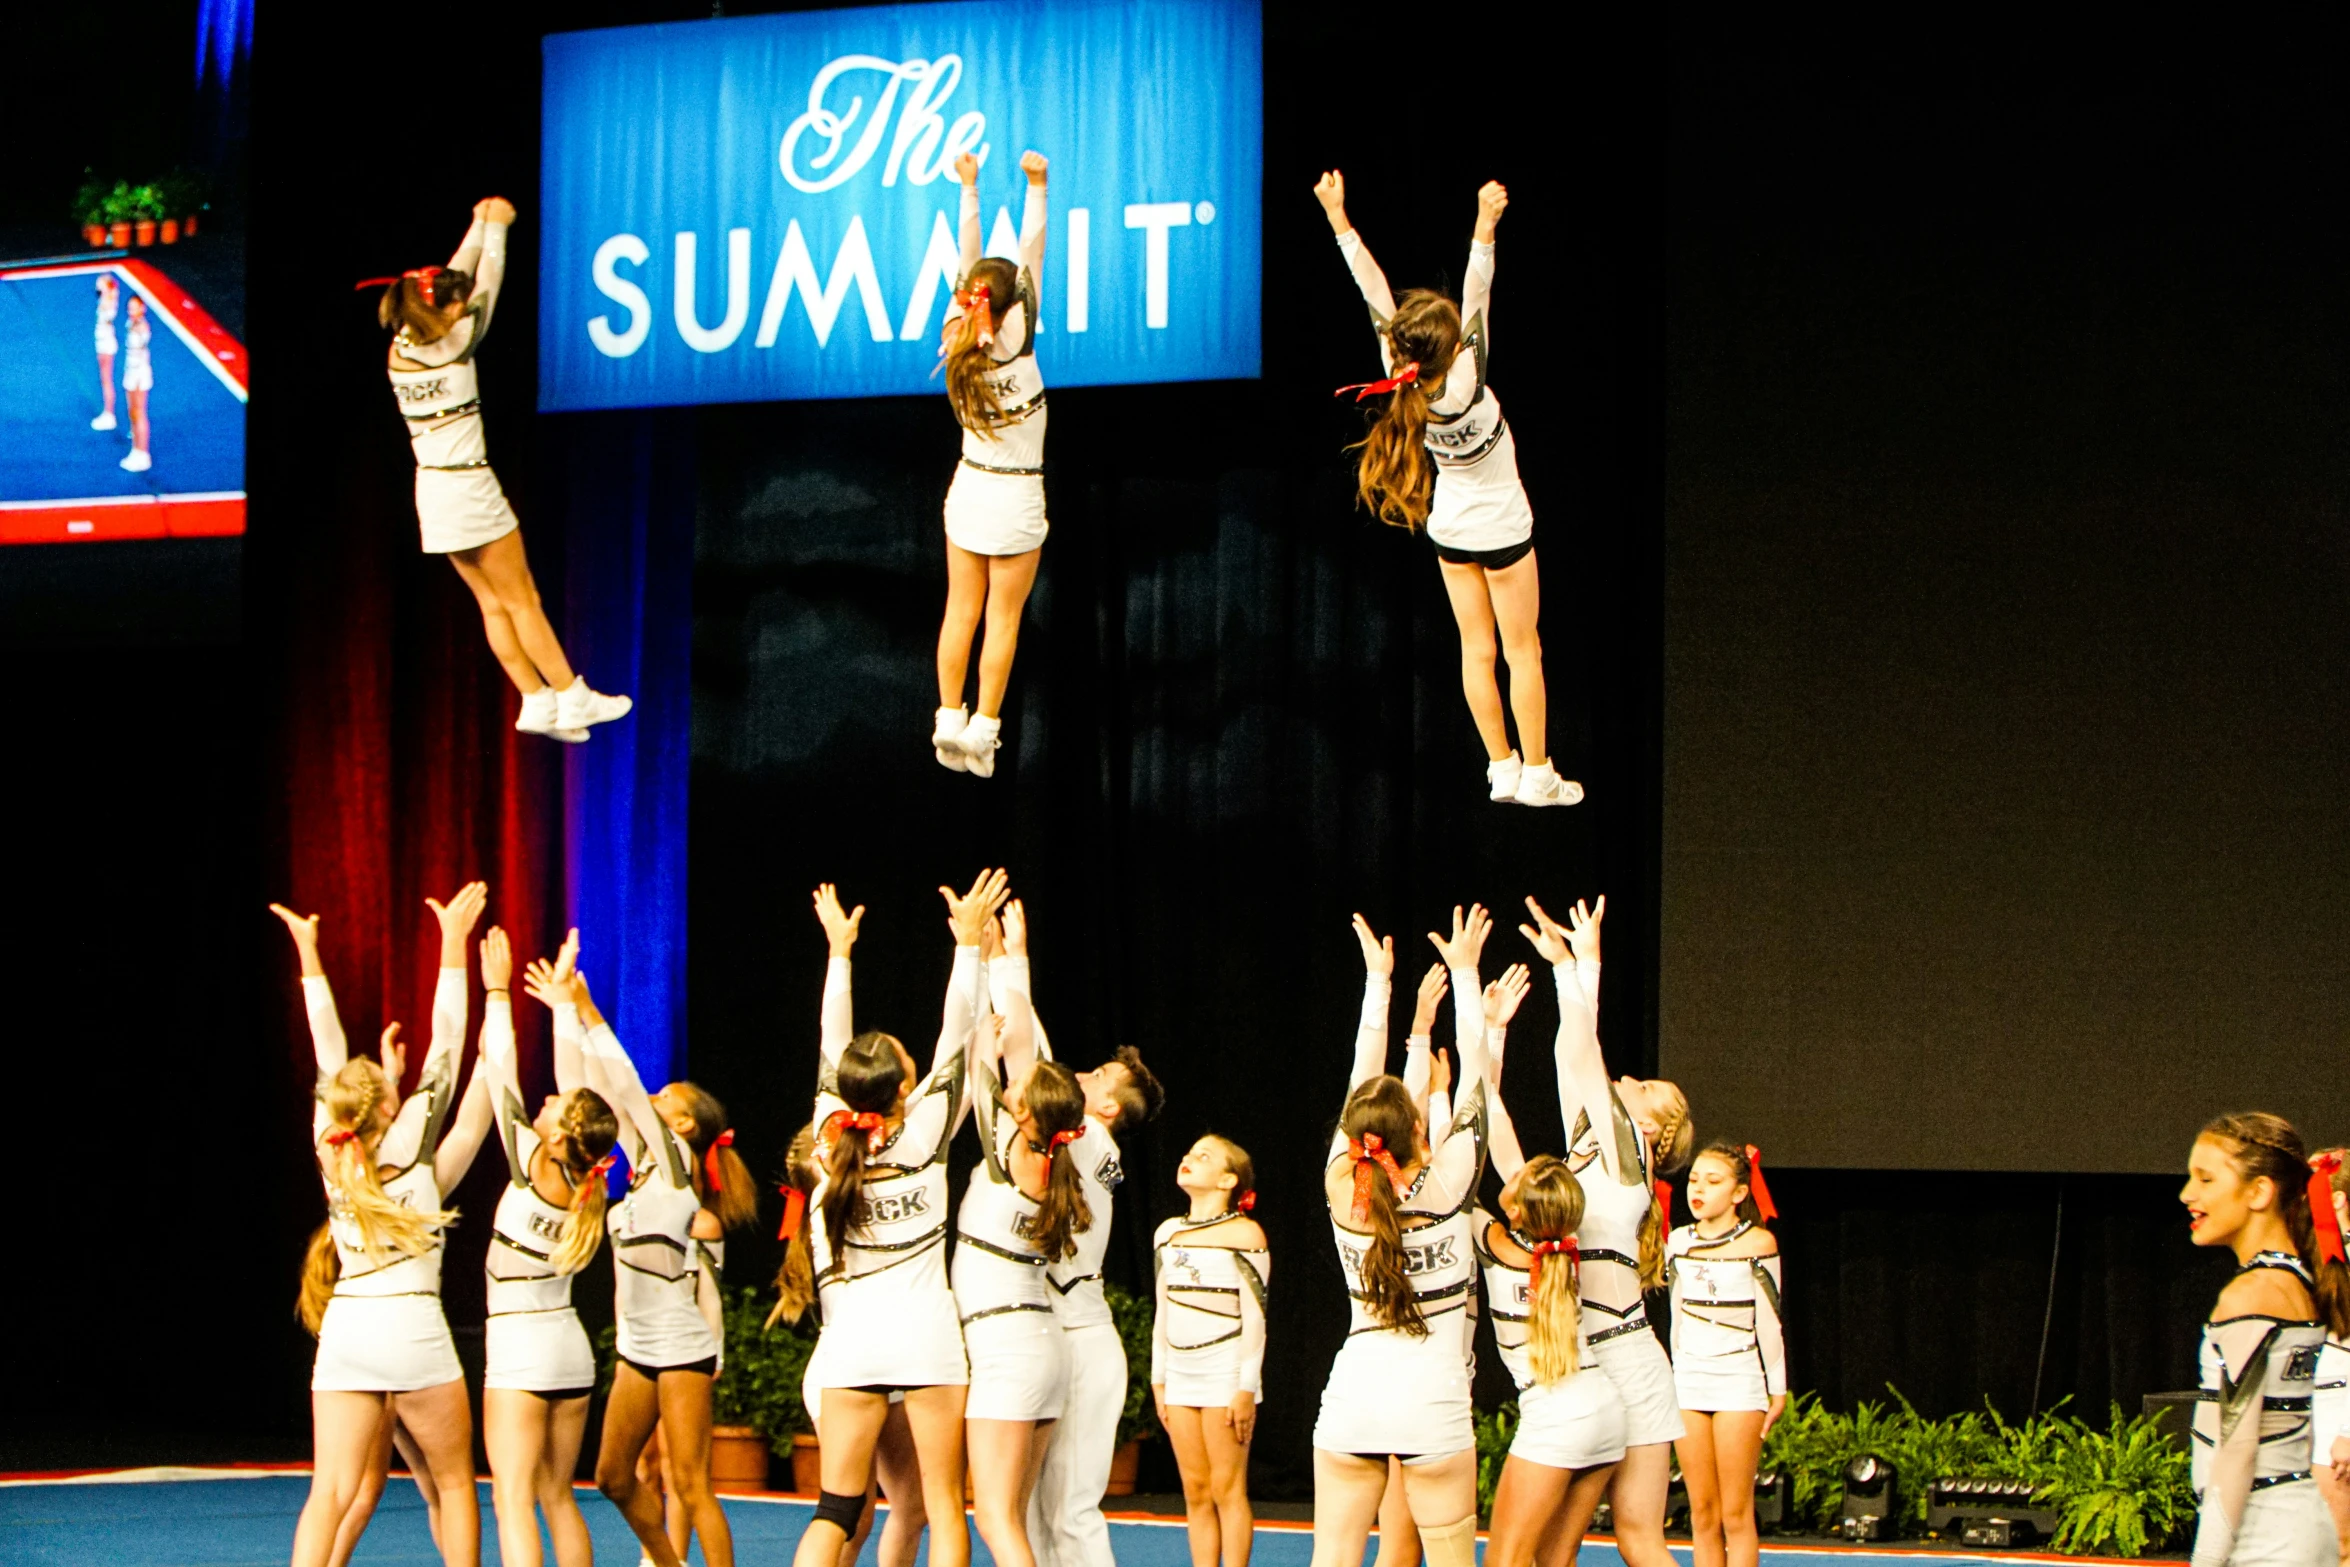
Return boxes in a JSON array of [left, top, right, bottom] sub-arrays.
[[1236, 1190, 1257, 1213], [776, 1185, 808, 1242], [1335, 362, 1420, 402], [1047, 1128, 1080, 1154], [1745, 1144, 1779, 1222], [954, 281, 993, 313], [1529, 1236, 1579, 1294], [1655, 1179, 1673, 1224], [587, 1154, 616, 1181], [2311, 1153, 2347, 1266], [355, 265, 461, 310], [703, 1128, 735, 1194], [1347, 1133, 1409, 1222], [823, 1109, 885, 1147], [323, 1128, 357, 1148]]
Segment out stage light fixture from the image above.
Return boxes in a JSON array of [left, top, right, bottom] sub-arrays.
[[1926, 1477, 2058, 1547], [1836, 1454, 1897, 1541], [1755, 1471, 1787, 1531]]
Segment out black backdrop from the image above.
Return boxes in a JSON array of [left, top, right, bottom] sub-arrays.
[[0, 0, 2296, 1499]]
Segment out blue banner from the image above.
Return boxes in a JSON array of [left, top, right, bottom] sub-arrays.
[[539, 0, 1262, 412]]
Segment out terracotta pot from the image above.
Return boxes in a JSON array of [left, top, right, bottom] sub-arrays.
[[134, 219, 156, 247], [184, 212, 200, 237], [790, 1432, 822, 1496], [109, 222, 132, 248], [709, 1425, 769, 1495], [1105, 1439, 1142, 1497], [160, 218, 180, 245], [84, 224, 105, 247]]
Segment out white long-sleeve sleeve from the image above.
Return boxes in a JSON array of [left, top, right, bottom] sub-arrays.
[[819, 956, 854, 1073], [1460, 239, 1494, 344], [1447, 965, 1487, 1093], [1151, 1240, 1171, 1387], [551, 998, 587, 1097], [435, 992, 504, 1192], [582, 1015, 676, 1182], [1334, 229, 1400, 338], [990, 953, 1045, 1083], [1402, 1030, 1432, 1111], [1754, 1255, 1788, 1395], [302, 974, 349, 1083], [1236, 1249, 1270, 1398], [958, 181, 984, 276], [1017, 180, 1047, 318], [1329, 974, 1394, 1160], [1554, 959, 1621, 1183], [1487, 1074, 1528, 1184]]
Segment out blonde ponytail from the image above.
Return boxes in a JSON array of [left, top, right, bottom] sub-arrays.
[[295, 1221, 339, 1335], [317, 1059, 455, 1263], [547, 1088, 621, 1276], [1515, 1157, 1588, 1384]]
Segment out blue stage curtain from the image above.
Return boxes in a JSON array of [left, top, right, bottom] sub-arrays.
[[557, 409, 695, 1087]]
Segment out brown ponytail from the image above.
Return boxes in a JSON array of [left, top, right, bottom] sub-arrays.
[[944, 257, 1018, 435], [816, 1033, 909, 1283], [768, 1126, 821, 1328], [377, 270, 473, 341], [2203, 1113, 2350, 1338], [548, 1088, 621, 1276], [295, 1221, 339, 1335], [667, 1081, 757, 1233], [1514, 1156, 1587, 1385], [1340, 1076, 1427, 1337], [1025, 1060, 1092, 1262], [1347, 291, 1460, 531]]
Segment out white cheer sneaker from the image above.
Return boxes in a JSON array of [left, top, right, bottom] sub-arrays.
[[556, 678, 632, 733], [957, 713, 1002, 778], [1487, 752, 1523, 802], [91, 411, 117, 431], [933, 705, 970, 771], [516, 686, 586, 743], [1513, 761, 1584, 807], [119, 448, 151, 472]]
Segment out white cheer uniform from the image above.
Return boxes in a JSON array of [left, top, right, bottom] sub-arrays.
[[989, 958, 1128, 1567], [483, 991, 598, 1393], [1665, 1221, 1786, 1414], [121, 314, 153, 393], [1555, 956, 1685, 1447], [1152, 1215, 1269, 1407], [2312, 1337, 2350, 1482], [304, 968, 474, 1393], [1336, 229, 1531, 556], [2191, 1252, 2334, 1567], [804, 951, 973, 1393], [1311, 969, 1488, 1460], [943, 182, 1050, 556], [385, 217, 519, 554], [954, 970, 1070, 1423], [576, 1011, 718, 1373], [1473, 1210, 1626, 1470], [95, 284, 118, 357]]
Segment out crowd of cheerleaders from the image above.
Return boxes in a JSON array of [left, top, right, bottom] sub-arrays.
[[368, 167, 1581, 803], [273, 874, 2350, 1567]]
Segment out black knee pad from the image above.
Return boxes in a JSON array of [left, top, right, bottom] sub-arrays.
[[813, 1488, 867, 1535]]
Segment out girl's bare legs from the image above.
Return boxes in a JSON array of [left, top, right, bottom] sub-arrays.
[[325, 1407, 397, 1567], [872, 1401, 929, 1567], [1678, 1413, 1724, 1567], [1483, 550, 1547, 766], [539, 1395, 596, 1567], [452, 530, 577, 695], [968, 1417, 1047, 1567], [974, 549, 1042, 719], [1707, 1411, 1767, 1567], [655, 1369, 732, 1567], [1607, 1443, 1679, 1567], [1201, 1408, 1254, 1567], [294, 1392, 391, 1567], [129, 385, 150, 457], [938, 541, 989, 708], [1436, 559, 1512, 762], [486, 1389, 555, 1567], [794, 1391, 890, 1567], [1373, 1457, 1420, 1567], [1489, 1457, 1613, 1567], [1307, 1449, 1391, 1567], [449, 550, 551, 695], [597, 1362, 684, 1567], [97, 351, 116, 421], [647, 1423, 692, 1562], [902, 1385, 973, 1567], [1165, 1408, 1224, 1567], [2319, 1459, 2350, 1564], [392, 1379, 481, 1567]]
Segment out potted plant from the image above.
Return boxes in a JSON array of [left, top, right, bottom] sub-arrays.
[[74, 174, 107, 247], [159, 171, 207, 242], [710, 1282, 818, 1493], [101, 182, 137, 250], [1104, 1280, 1157, 1495], [130, 184, 164, 248]]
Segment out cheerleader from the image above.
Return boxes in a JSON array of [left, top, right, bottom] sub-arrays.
[[1311, 171, 1573, 809], [273, 884, 494, 1567], [1667, 1145, 1786, 1567], [2182, 1114, 2350, 1567], [932, 150, 1050, 778], [1517, 894, 1692, 1567], [2311, 1150, 2350, 1562], [956, 886, 1096, 1567], [990, 902, 1165, 1567], [91, 274, 119, 432], [369, 197, 630, 742], [119, 295, 153, 472], [787, 875, 997, 1567], [1307, 907, 1492, 1567], [1152, 1135, 1270, 1567], [558, 955, 754, 1567]]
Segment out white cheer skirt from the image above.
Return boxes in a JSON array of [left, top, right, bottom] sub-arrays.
[[1675, 1350, 1769, 1414], [2204, 1481, 2336, 1567], [313, 1294, 463, 1393], [415, 465, 522, 554], [1510, 1365, 1628, 1471], [1313, 1327, 1474, 1458], [1163, 1332, 1255, 1409], [96, 328, 118, 356], [122, 357, 153, 393], [964, 1307, 1069, 1422], [485, 1308, 596, 1393], [1591, 1325, 1685, 1446], [808, 1279, 968, 1391], [943, 463, 1048, 556]]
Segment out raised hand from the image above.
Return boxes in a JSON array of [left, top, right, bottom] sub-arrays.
[[1484, 963, 1532, 1028], [568, 970, 607, 1031], [1427, 903, 1493, 970], [1565, 895, 1605, 965], [522, 957, 570, 1011], [1518, 896, 1570, 966], [1002, 898, 1028, 958], [981, 916, 1005, 963], [1351, 913, 1395, 977], [479, 927, 512, 992], [940, 867, 1012, 947], [379, 1021, 406, 1085], [1473, 180, 1508, 243], [1429, 1045, 1454, 1101], [1020, 150, 1048, 186], [1409, 962, 1449, 1034], [269, 903, 325, 977], [813, 883, 864, 959], [477, 196, 518, 225], [1311, 169, 1350, 234], [954, 151, 981, 187], [427, 881, 489, 939]]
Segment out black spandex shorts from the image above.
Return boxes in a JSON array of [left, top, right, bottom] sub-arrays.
[[1429, 534, 1534, 571], [621, 1355, 718, 1381]]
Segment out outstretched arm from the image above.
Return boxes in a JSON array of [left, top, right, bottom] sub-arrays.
[[272, 904, 347, 1083], [573, 969, 669, 1173], [1480, 966, 1534, 1181], [991, 900, 1045, 1083], [1402, 963, 1447, 1115], [1461, 181, 1504, 336], [1526, 895, 1622, 1183], [438, 926, 517, 1190], [812, 884, 863, 1072], [1428, 904, 1493, 1104], [1017, 152, 1048, 308], [955, 153, 984, 275], [1315, 169, 1399, 352], [1330, 914, 1397, 1161]]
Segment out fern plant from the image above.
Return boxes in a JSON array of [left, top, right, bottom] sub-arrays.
[[1474, 1402, 1519, 1521]]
